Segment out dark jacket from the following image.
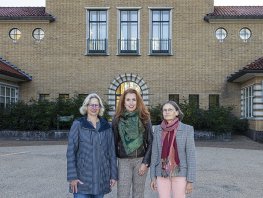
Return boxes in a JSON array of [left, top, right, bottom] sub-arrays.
[[67, 117, 118, 195], [112, 117, 153, 166]]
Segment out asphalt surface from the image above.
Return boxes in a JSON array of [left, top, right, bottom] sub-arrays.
[[0, 135, 263, 198]]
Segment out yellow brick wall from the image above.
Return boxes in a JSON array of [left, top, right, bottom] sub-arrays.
[[0, 0, 263, 118]]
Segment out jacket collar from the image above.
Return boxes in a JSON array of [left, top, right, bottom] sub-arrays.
[[78, 116, 111, 131]]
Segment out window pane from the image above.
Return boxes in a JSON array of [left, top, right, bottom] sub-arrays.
[[90, 11, 97, 21], [90, 23, 97, 39], [99, 11, 107, 21], [130, 11, 137, 21], [152, 11, 160, 21], [130, 23, 137, 38], [0, 87, 5, 96], [11, 88, 15, 97], [121, 23, 128, 39], [162, 23, 169, 38], [6, 88, 10, 96], [121, 11, 128, 21], [162, 11, 169, 21], [99, 23, 107, 39], [152, 23, 160, 38]]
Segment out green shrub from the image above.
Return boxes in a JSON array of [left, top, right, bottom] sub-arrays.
[[149, 102, 249, 134], [0, 95, 111, 131]]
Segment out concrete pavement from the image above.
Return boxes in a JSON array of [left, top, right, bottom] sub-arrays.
[[0, 137, 263, 198]]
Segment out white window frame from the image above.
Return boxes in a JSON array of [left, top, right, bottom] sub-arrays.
[[117, 7, 141, 55], [85, 7, 109, 55], [215, 28, 227, 42], [0, 83, 19, 108], [239, 27, 251, 42], [148, 7, 173, 55], [241, 85, 253, 118]]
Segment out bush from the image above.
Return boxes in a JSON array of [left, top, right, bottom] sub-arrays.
[[149, 102, 249, 134], [0, 95, 111, 131]]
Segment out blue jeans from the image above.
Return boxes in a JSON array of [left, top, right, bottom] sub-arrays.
[[73, 193, 104, 198]]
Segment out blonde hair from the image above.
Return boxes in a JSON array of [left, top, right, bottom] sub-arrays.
[[79, 93, 105, 116]]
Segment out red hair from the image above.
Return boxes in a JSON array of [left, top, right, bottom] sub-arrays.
[[115, 88, 150, 125]]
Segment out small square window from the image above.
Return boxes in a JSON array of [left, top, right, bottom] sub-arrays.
[[169, 94, 179, 104], [189, 94, 199, 108], [209, 94, 219, 109], [39, 94, 49, 101], [59, 94, 69, 100]]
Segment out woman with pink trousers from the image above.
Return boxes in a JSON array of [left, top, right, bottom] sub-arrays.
[[150, 101, 196, 198]]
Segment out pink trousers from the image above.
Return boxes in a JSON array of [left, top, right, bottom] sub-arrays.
[[156, 176, 187, 198]]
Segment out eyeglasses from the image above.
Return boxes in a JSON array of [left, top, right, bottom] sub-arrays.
[[163, 108, 175, 113], [88, 104, 101, 109]]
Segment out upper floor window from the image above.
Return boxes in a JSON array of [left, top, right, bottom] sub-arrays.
[[239, 28, 251, 42], [9, 28, 21, 42], [32, 28, 45, 41], [150, 9, 172, 55], [86, 9, 108, 55], [59, 94, 69, 100], [118, 9, 139, 55], [0, 84, 18, 108], [215, 28, 227, 42], [209, 94, 219, 109]]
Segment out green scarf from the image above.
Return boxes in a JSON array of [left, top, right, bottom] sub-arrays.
[[118, 110, 145, 155]]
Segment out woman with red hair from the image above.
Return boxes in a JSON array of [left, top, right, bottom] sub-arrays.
[[112, 88, 153, 198]]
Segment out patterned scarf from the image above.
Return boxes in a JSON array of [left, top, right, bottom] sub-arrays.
[[160, 118, 180, 177], [118, 110, 145, 155]]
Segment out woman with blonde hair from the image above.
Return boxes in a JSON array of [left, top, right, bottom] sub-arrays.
[[67, 93, 118, 198], [112, 88, 153, 198], [150, 101, 196, 198]]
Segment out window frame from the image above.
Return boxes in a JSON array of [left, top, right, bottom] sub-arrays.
[[85, 8, 109, 55], [117, 8, 140, 55], [0, 83, 18, 108], [32, 28, 45, 41], [168, 94, 179, 104], [189, 94, 199, 108], [209, 94, 219, 109], [149, 8, 173, 55], [9, 28, 21, 42], [215, 27, 227, 42], [239, 27, 251, 42], [241, 85, 253, 118]]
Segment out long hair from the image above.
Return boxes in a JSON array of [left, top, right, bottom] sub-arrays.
[[79, 93, 105, 116], [115, 88, 150, 125], [162, 100, 184, 121]]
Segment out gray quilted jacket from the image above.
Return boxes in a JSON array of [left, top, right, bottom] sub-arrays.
[[66, 117, 118, 195], [150, 122, 196, 182]]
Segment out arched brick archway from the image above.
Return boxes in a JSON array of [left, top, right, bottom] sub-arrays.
[[108, 73, 149, 117]]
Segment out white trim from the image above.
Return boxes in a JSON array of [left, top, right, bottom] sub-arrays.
[[148, 7, 174, 9], [116, 7, 142, 10], [85, 7, 110, 10], [0, 82, 19, 88]]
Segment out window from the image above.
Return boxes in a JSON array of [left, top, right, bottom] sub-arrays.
[[9, 28, 21, 42], [209, 94, 219, 108], [241, 86, 253, 118], [59, 94, 69, 100], [86, 9, 108, 54], [239, 28, 251, 42], [150, 9, 171, 54], [39, 94, 49, 101], [169, 94, 179, 104], [118, 9, 139, 54], [215, 28, 227, 42], [189, 94, 199, 108], [32, 28, 45, 41], [0, 84, 18, 108]]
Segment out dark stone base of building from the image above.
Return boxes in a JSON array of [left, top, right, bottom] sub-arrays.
[[0, 130, 69, 140], [244, 130, 263, 143]]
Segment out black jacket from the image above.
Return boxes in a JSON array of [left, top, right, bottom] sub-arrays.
[[112, 118, 153, 166]]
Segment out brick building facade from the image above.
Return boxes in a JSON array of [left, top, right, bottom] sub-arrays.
[[0, 0, 263, 140]]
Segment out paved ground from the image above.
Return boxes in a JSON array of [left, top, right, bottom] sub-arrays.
[[0, 135, 263, 198]]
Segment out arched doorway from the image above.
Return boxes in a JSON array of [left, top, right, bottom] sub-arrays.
[[108, 74, 149, 117]]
